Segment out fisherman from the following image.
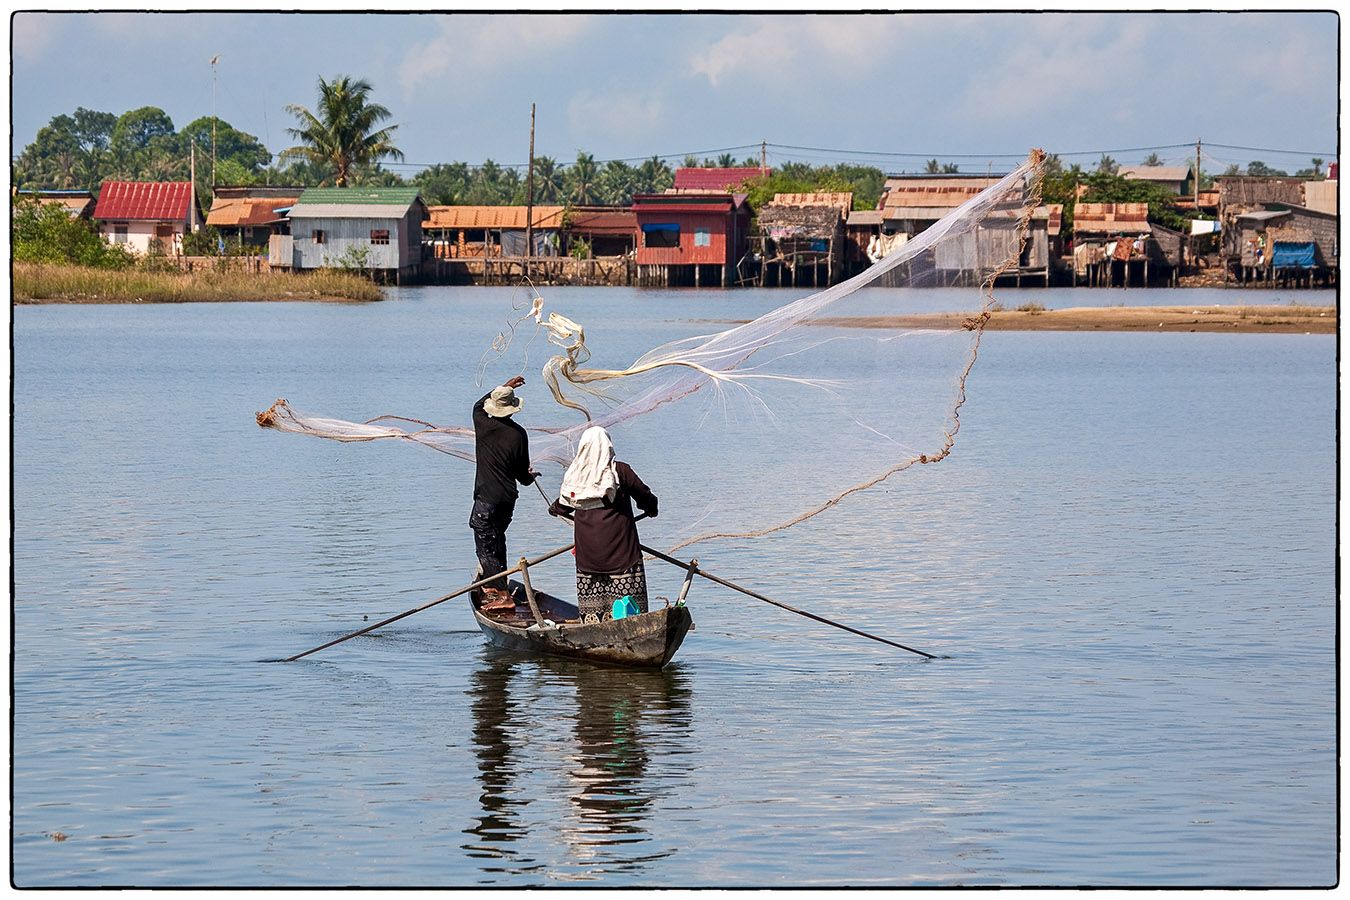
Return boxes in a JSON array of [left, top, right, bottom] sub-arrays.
[[472, 376, 537, 612], [549, 426, 658, 622]]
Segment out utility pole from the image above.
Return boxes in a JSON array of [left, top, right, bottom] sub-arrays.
[[761, 140, 767, 175], [1195, 137, 1201, 209], [525, 102, 536, 278], [210, 55, 220, 187], [190, 140, 198, 232]]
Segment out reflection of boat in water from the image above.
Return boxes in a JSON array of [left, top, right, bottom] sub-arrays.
[[462, 651, 694, 879], [470, 579, 693, 669]]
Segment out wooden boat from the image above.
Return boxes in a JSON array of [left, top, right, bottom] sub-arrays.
[[470, 579, 693, 669]]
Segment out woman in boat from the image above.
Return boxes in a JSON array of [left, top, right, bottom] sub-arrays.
[[549, 426, 659, 622]]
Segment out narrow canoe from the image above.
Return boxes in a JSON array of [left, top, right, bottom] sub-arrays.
[[470, 579, 693, 669]]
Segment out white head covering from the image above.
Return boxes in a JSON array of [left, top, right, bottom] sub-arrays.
[[558, 426, 619, 509]]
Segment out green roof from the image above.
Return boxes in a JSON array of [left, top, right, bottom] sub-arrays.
[[295, 186, 422, 205]]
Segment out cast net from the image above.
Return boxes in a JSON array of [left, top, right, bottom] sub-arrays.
[[257, 150, 1046, 552]]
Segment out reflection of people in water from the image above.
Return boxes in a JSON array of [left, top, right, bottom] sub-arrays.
[[461, 652, 693, 877], [462, 657, 538, 869]]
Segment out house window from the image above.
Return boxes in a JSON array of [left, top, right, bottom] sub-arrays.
[[313, 229, 327, 245], [370, 229, 390, 245], [642, 223, 680, 248], [694, 228, 711, 247], [112, 224, 128, 243]]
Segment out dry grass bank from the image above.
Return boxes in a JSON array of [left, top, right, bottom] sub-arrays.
[[13, 262, 382, 304]]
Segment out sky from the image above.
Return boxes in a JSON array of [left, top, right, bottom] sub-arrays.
[[9, 10, 1342, 176]]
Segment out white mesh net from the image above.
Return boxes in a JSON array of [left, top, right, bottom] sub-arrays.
[[258, 151, 1046, 552]]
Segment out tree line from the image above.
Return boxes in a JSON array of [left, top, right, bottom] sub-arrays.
[[13, 76, 891, 210]]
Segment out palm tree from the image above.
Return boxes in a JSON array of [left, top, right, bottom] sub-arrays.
[[567, 152, 599, 204], [1096, 154, 1119, 175], [924, 158, 942, 174], [598, 159, 637, 204], [716, 153, 736, 167], [1312, 157, 1324, 177], [637, 156, 673, 194], [682, 155, 700, 168], [1142, 152, 1164, 167], [532, 156, 563, 203], [283, 75, 402, 187]]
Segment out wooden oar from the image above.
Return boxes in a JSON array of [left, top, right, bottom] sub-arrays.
[[539, 483, 937, 658], [280, 541, 576, 662], [640, 542, 940, 660]]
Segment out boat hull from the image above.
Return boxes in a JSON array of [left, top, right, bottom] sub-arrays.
[[471, 580, 693, 669]]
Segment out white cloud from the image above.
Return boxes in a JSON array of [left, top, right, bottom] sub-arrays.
[[399, 14, 595, 96], [690, 14, 924, 87], [566, 89, 666, 143]]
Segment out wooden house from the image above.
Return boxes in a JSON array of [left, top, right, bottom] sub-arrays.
[[564, 207, 637, 258], [93, 181, 201, 255], [15, 188, 94, 218], [1216, 176, 1336, 283], [1070, 202, 1155, 286], [421, 206, 564, 259], [755, 192, 852, 287], [206, 186, 301, 249], [1229, 203, 1336, 285], [843, 209, 883, 278], [280, 186, 427, 282], [631, 192, 752, 287], [877, 174, 1006, 237]]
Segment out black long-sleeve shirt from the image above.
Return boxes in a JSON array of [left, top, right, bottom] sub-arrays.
[[472, 392, 535, 505], [550, 461, 658, 574]]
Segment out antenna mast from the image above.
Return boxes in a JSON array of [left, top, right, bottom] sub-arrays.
[[210, 54, 220, 186]]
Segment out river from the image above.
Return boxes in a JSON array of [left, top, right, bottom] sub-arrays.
[[12, 286, 1336, 886]]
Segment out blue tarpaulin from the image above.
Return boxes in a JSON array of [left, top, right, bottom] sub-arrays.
[[1271, 241, 1316, 268], [641, 223, 680, 233]]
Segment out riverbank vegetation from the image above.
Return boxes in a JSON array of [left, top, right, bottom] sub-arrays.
[[14, 262, 381, 303]]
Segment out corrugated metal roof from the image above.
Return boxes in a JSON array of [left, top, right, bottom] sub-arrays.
[[207, 196, 299, 227], [882, 175, 1004, 190], [567, 209, 636, 233], [93, 181, 194, 221], [295, 186, 422, 206], [1072, 202, 1152, 234], [881, 206, 974, 220], [422, 205, 565, 229], [288, 203, 424, 219], [1119, 165, 1190, 182], [846, 210, 883, 226], [673, 167, 766, 192], [770, 192, 853, 212]]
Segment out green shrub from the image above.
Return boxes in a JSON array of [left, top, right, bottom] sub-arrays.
[[12, 194, 135, 269]]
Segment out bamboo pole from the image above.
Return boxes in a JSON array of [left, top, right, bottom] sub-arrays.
[[518, 556, 546, 627]]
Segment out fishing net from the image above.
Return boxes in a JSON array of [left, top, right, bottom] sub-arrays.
[[258, 150, 1046, 552]]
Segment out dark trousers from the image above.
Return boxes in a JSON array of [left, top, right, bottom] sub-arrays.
[[469, 498, 515, 590]]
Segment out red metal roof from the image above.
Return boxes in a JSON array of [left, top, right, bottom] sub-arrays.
[[673, 167, 766, 192], [95, 182, 194, 221]]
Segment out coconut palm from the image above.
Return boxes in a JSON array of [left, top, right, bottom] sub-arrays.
[[283, 76, 403, 187], [532, 156, 564, 203], [1142, 152, 1164, 166], [638, 155, 673, 194], [567, 152, 599, 204]]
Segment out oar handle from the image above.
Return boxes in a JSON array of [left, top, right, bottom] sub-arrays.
[[284, 541, 576, 662]]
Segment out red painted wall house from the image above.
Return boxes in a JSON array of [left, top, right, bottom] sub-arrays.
[[631, 192, 751, 285]]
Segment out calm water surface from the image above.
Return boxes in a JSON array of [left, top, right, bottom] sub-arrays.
[[12, 286, 1336, 886]]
